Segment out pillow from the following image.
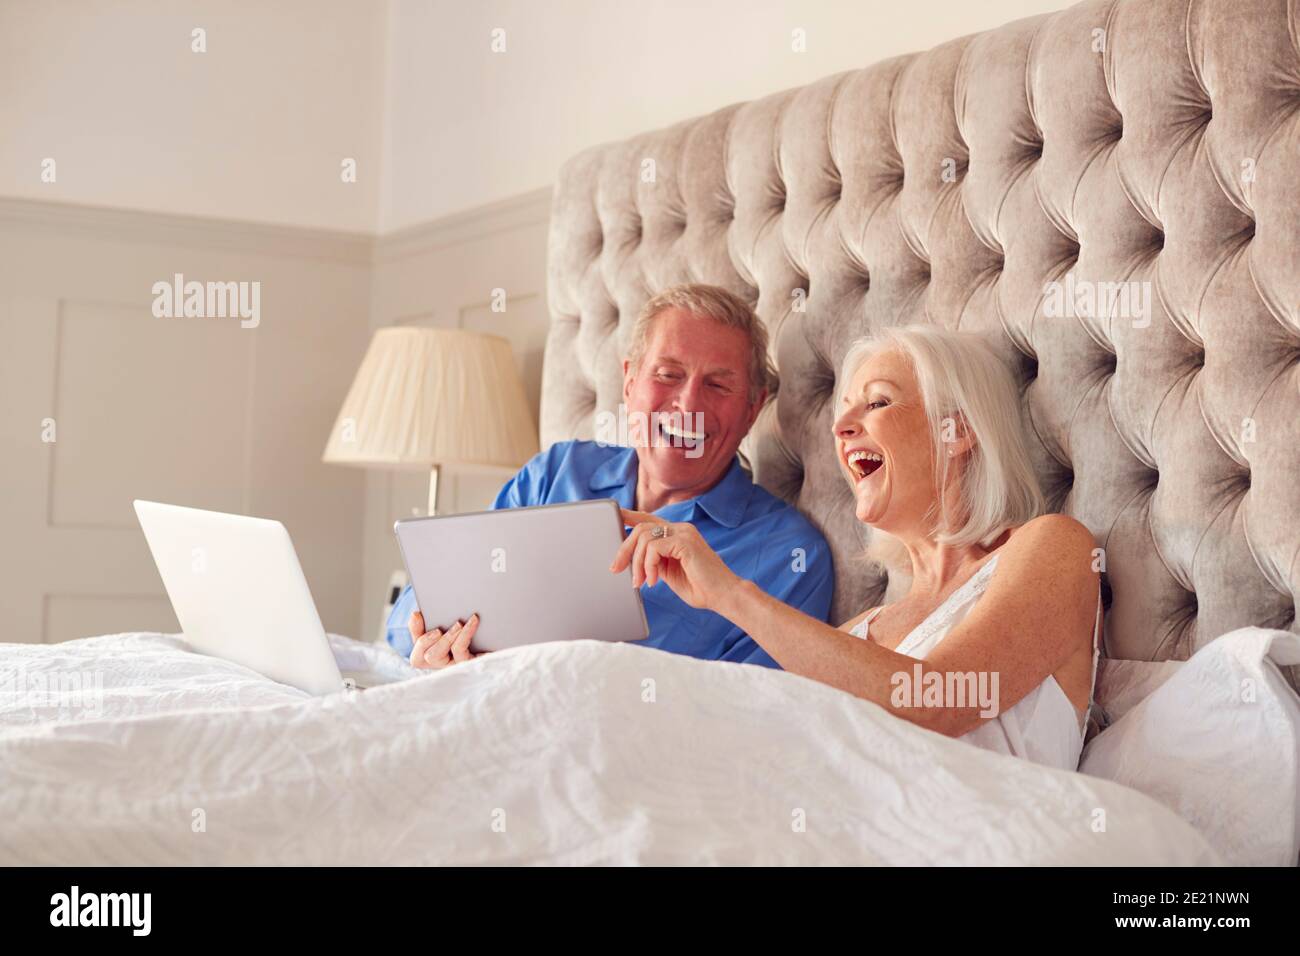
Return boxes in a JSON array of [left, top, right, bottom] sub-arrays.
[[1096, 657, 1185, 720], [1079, 627, 1300, 866]]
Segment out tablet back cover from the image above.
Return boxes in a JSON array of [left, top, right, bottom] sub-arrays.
[[394, 499, 649, 653]]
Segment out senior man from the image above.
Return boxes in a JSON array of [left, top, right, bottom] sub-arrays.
[[391, 283, 834, 669]]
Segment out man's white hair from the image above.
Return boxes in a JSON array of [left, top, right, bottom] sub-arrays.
[[626, 284, 776, 404], [837, 324, 1046, 575]]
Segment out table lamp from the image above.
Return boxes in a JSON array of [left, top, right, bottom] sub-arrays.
[[322, 326, 539, 515]]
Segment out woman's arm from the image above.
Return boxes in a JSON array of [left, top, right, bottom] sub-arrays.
[[616, 509, 1098, 737], [719, 577, 952, 723]]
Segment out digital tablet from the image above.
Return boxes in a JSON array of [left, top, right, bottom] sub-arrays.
[[394, 499, 649, 654]]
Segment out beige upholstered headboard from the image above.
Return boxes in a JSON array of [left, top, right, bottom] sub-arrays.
[[540, 0, 1300, 679]]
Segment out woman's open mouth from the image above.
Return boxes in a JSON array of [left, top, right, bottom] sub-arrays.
[[846, 449, 884, 483]]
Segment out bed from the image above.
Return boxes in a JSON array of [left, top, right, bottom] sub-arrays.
[[2, 0, 1298, 866]]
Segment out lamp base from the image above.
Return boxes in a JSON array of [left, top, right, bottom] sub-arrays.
[[427, 463, 440, 517]]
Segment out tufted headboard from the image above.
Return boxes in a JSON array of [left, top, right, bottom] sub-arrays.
[[541, 0, 1300, 681]]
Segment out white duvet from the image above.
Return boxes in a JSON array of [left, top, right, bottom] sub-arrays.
[[0, 633, 1219, 865]]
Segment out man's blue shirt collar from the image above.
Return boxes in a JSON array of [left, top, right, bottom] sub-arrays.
[[587, 444, 753, 529], [588, 445, 637, 492]]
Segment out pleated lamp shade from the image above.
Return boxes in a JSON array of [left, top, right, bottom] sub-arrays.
[[322, 327, 539, 473]]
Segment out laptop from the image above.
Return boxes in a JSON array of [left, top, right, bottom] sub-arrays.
[[394, 498, 649, 654], [133, 500, 352, 696]]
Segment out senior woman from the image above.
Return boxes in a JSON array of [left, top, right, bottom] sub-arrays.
[[612, 324, 1102, 771]]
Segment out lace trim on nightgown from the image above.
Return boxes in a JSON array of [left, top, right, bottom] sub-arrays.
[[850, 553, 1002, 650], [851, 551, 1101, 736]]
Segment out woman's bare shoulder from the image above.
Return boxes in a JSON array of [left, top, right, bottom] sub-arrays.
[[994, 513, 1099, 594], [1001, 513, 1096, 557]]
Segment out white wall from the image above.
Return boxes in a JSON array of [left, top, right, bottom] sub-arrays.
[[0, 0, 387, 232], [0, 0, 386, 643], [381, 0, 1072, 230], [0, 202, 373, 642], [0, 0, 1073, 233]]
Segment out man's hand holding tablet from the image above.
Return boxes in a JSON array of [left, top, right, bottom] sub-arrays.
[[408, 610, 480, 670], [394, 499, 649, 670]]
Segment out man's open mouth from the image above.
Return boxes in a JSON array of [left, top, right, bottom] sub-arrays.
[[846, 448, 884, 482], [658, 420, 707, 449]]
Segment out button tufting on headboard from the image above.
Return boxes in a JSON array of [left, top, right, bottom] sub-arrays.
[[541, 0, 1300, 686]]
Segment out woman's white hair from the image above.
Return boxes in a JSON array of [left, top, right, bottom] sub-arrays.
[[837, 324, 1046, 577]]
